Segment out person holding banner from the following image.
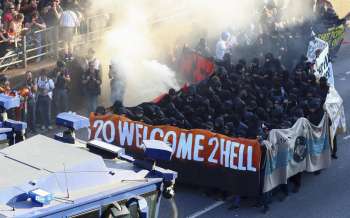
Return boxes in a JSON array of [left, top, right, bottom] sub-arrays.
[[319, 76, 338, 159], [332, 136, 338, 159], [259, 139, 270, 213]]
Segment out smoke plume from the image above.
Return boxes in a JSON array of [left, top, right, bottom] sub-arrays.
[[86, 0, 317, 107]]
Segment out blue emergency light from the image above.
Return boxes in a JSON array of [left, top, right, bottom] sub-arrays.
[[55, 112, 90, 144], [0, 128, 12, 141], [0, 134, 7, 141], [4, 120, 27, 132], [3, 120, 27, 145], [28, 189, 53, 206], [142, 140, 173, 161], [0, 94, 20, 110], [0, 128, 12, 134], [56, 112, 90, 130]]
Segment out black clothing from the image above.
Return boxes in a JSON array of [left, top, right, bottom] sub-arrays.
[[52, 68, 70, 90], [82, 70, 101, 96]]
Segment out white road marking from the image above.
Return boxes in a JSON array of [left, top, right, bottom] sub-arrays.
[[343, 135, 350, 140], [345, 71, 350, 75], [340, 77, 346, 80], [187, 201, 226, 218]]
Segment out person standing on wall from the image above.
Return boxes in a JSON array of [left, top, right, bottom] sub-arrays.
[[36, 70, 54, 131], [25, 11, 47, 62], [82, 61, 101, 116], [2, 3, 18, 31], [59, 1, 80, 61], [41, 0, 63, 55]]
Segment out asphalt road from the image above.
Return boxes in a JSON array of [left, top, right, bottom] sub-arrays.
[[158, 32, 350, 218]]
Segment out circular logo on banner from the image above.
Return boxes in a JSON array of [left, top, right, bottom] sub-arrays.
[[293, 136, 307, 163]]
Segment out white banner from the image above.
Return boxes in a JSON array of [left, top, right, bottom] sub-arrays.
[[307, 37, 332, 84], [324, 87, 347, 142], [263, 116, 331, 193], [307, 37, 328, 61], [307, 37, 345, 140]]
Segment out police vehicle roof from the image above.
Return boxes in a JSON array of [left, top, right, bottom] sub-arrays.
[[0, 135, 162, 217]]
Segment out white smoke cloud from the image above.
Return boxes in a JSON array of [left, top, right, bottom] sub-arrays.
[[87, 0, 316, 107], [122, 60, 180, 106], [97, 5, 180, 107]]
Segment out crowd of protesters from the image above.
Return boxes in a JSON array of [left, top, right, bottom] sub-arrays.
[[0, 0, 344, 211], [109, 51, 329, 138], [89, 0, 346, 213], [88, 0, 345, 155], [0, 0, 344, 135], [104, 0, 346, 140], [98, 46, 331, 213]]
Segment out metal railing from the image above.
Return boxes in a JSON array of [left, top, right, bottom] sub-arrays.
[[0, 13, 113, 73]]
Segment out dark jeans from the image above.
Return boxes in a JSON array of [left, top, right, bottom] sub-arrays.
[[332, 135, 337, 156], [37, 95, 51, 127], [22, 98, 36, 131], [280, 184, 289, 195], [290, 172, 302, 189], [54, 89, 69, 116], [259, 166, 270, 209], [86, 94, 98, 116], [261, 191, 271, 209]]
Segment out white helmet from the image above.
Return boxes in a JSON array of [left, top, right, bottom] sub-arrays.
[[221, 31, 231, 41]]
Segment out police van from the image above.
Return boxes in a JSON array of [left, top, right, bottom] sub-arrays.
[[0, 111, 177, 218]]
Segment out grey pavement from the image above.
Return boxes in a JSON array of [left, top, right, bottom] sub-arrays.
[[158, 31, 350, 218]]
